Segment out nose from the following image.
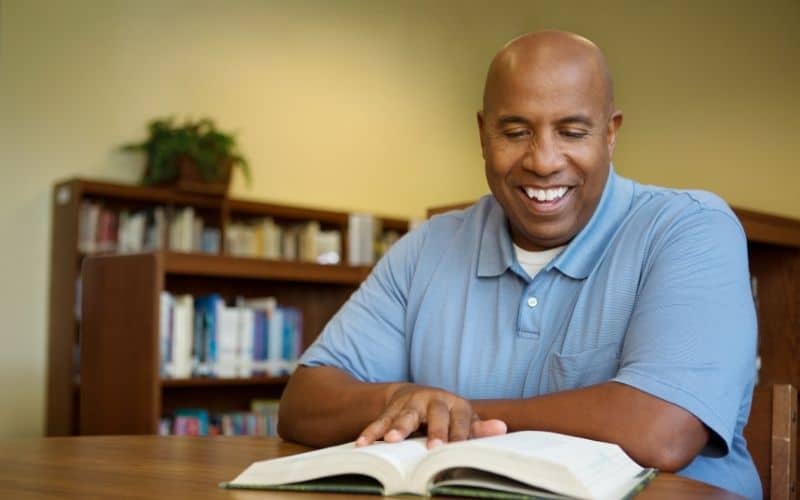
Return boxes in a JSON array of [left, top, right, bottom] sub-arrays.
[[521, 132, 564, 177]]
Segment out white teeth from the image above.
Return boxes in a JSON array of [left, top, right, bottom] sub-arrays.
[[524, 186, 568, 202]]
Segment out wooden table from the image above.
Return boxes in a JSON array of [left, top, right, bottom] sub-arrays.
[[0, 436, 743, 499]]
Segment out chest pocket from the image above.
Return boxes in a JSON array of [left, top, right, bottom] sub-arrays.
[[540, 343, 620, 394]]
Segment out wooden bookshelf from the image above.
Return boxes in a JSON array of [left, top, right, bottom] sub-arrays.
[[160, 252, 371, 284], [160, 376, 290, 388], [46, 178, 408, 436]]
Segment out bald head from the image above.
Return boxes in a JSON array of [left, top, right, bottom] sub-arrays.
[[477, 30, 623, 252], [483, 31, 615, 117]]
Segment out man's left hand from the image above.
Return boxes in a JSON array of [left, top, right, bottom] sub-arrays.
[[355, 384, 507, 449]]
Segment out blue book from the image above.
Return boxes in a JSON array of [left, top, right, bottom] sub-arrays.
[[253, 310, 268, 373], [280, 307, 294, 363], [174, 408, 210, 436], [194, 294, 222, 376]]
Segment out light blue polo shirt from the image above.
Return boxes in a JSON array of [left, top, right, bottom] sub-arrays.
[[300, 169, 760, 499]]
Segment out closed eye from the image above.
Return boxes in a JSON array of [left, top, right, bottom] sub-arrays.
[[560, 130, 588, 139], [503, 129, 531, 139]]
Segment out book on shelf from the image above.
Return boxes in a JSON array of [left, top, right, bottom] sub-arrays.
[[226, 217, 343, 264], [242, 297, 302, 376], [173, 408, 210, 436], [347, 213, 375, 266], [222, 431, 655, 500], [78, 200, 220, 255], [376, 228, 401, 260], [162, 293, 194, 378], [348, 213, 407, 265], [160, 292, 302, 380], [160, 400, 280, 437], [219, 408, 279, 437], [81, 202, 399, 264]]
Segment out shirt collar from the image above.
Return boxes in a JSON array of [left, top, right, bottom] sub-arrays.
[[552, 166, 633, 279], [477, 198, 516, 278], [477, 165, 634, 280]]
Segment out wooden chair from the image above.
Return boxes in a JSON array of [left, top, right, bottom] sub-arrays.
[[745, 384, 797, 500]]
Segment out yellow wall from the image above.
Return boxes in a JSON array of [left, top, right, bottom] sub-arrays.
[[1, 0, 798, 437]]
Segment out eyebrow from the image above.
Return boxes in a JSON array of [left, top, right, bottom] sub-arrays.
[[495, 114, 595, 128], [555, 114, 594, 128], [496, 115, 531, 127]]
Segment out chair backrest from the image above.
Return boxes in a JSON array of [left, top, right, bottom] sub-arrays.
[[745, 384, 797, 500]]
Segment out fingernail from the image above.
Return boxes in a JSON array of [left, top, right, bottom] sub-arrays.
[[355, 436, 367, 446], [428, 438, 443, 449], [385, 430, 401, 442]]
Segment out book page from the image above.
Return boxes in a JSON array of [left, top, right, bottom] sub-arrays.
[[432, 469, 571, 498], [226, 438, 429, 495], [494, 433, 643, 498], [413, 432, 644, 500], [354, 438, 429, 484]]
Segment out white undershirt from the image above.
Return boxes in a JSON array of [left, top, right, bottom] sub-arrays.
[[513, 244, 565, 279]]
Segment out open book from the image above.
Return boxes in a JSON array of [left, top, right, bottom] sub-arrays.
[[221, 431, 656, 499]]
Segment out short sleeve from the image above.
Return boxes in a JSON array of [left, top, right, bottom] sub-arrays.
[[298, 222, 428, 382], [612, 207, 757, 456]]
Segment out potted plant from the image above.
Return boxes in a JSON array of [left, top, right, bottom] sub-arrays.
[[121, 117, 251, 196]]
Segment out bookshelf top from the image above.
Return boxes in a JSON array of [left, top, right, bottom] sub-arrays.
[[732, 207, 800, 248], [56, 177, 410, 230], [57, 178, 228, 209], [160, 376, 291, 388], [83, 251, 373, 285]]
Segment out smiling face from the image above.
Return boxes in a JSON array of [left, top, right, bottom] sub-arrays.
[[479, 32, 622, 251]]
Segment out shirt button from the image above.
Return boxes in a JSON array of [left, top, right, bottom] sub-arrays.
[[527, 296, 538, 308]]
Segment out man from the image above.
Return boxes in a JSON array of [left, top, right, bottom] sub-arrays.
[[279, 31, 760, 498]]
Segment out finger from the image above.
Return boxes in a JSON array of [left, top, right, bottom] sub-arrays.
[[384, 408, 423, 442], [448, 403, 473, 442], [357, 413, 396, 446], [471, 419, 508, 438], [425, 400, 450, 449]]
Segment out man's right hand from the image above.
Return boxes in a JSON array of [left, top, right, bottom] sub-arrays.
[[356, 384, 507, 449]]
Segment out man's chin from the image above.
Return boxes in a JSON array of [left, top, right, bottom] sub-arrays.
[[511, 227, 574, 251]]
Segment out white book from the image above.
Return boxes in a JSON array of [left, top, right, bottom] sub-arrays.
[[237, 307, 255, 377], [168, 207, 192, 252], [78, 201, 93, 253], [181, 207, 195, 252], [282, 226, 299, 260], [168, 211, 181, 251], [347, 213, 361, 266], [116, 210, 131, 253], [222, 431, 655, 500], [299, 221, 320, 262], [348, 213, 375, 265], [79, 202, 100, 253], [216, 307, 240, 378], [262, 218, 282, 259], [159, 291, 174, 377], [225, 223, 241, 256], [171, 294, 194, 378], [127, 212, 146, 253], [266, 306, 284, 376], [243, 225, 257, 257], [192, 216, 203, 252], [316, 230, 341, 264], [153, 206, 166, 250]]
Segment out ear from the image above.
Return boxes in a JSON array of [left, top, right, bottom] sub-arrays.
[[606, 110, 623, 157], [477, 111, 487, 159]]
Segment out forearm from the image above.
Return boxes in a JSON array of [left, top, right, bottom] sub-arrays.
[[278, 365, 406, 447], [471, 382, 708, 471]]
